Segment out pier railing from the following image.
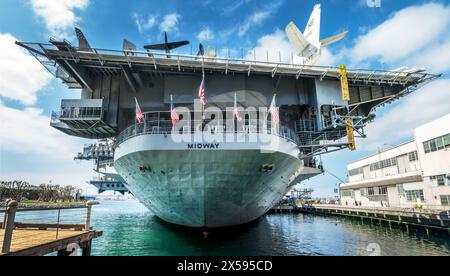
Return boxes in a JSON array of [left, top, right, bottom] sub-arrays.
[[0, 200, 98, 255], [312, 204, 450, 215], [301, 204, 450, 234]]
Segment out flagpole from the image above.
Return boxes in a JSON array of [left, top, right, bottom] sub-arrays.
[[143, 97, 147, 132], [273, 93, 277, 127], [170, 94, 174, 128], [134, 97, 138, 134], [202, 72, 205, 120], [268, 93, 278, 131], [234, 92, 237, 131]]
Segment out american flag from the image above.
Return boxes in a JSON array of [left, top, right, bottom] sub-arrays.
[[234, 93, 242, 122], [134, 97, 144, 124], [170, 96, 179, 126], [269, 94, 280, 124], [198, 77, 206, 106]]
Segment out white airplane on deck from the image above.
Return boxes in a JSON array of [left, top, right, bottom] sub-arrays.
[[286, 4, 348, 66]]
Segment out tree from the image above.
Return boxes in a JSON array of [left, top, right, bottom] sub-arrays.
[[0, 182, 8, 200], [11, 181, 31, 200]]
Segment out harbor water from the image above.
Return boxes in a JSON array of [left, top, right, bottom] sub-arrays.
[[84, 200, 449, 256]]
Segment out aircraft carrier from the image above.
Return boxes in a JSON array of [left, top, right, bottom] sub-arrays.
[[16, 16, 439, 227]]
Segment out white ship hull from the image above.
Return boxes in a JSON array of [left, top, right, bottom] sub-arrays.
[[114, 133, 313, 227]]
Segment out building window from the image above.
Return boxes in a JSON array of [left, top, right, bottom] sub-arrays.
[[423, 134, 450, 154], [444, 134, 450, 148], [436, 138, 444, 150], [378, 186, 387, 195], [369, 157, 398, 172], [408, 151, 418, 162], [441, 195, 450, 206], [430, 139, 437, 152], [397, 184, 405, 195], [437, 175, 446, 186], [405, 190, 424, 202], [361, 188, 366, 196], [363, 186, 383, 196], [361, 186, 388, 202], [341, 190, 354, 198], [423, 141, 431, 153], [349, 167, 363, 176]]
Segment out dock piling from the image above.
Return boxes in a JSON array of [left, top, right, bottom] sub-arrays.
[[1, 200, 8, 230], [85, 201, 94, 231], [82, 240, 92, 256], [1, 200, 18, 254]]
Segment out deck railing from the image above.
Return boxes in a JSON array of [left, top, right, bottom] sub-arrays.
[[116, 117, 300, 147], [51, 99, 104, 122], [297, 130, 348, 146], [17, 41, 441, 86]]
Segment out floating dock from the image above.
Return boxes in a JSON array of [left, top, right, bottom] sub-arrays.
[[0, 201, 102, 256]]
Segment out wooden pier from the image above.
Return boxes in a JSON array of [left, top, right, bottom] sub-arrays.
[[1, 200, 102, 256], [297, 204, 450, 235]]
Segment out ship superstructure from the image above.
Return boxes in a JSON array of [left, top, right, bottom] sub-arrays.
[[16, 27, 439, 227]]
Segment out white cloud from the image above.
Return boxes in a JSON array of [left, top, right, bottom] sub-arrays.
[[133, 13, 157, 34], [159, 13, 181, 33], [316, 48, 339, 67], [350, 3, 450, 67], [223, 0, 252, 15], [238, 10, 271, 37], [245, 29, 293, 63], [30, 0, 90, 38], [0, 33, 53, 106], [360, 79, 450, 151], [338, 3, 450, 151], [197, 27, 215, 42], [216, 27, 237, 44], [405, 40, 450, 73], [0, 101, 85, 159], [237, 1, 283, 37]]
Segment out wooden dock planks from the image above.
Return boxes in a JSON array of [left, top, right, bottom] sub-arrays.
[[0, 229, 102, 256]]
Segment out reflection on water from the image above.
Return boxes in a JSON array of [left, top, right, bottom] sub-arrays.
[[88, 201, 449, 256]]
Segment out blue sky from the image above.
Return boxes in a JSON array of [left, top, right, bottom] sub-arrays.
[[1, 0, 449, 196]]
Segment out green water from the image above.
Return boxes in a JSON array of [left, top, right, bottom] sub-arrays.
[[83, 200, 449, 256]]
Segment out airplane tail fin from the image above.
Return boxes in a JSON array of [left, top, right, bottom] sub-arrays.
[[304, 4, 321, 48], [320, 31, 349, 47], [285, 21, 310, 56], [123, 39, 137, 51], [75, 27, 92, 51]]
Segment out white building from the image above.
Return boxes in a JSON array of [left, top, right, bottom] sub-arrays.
[[340, 114, 450, 209]]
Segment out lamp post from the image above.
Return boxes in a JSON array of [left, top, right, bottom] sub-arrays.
[[323, 169, 348, 204]]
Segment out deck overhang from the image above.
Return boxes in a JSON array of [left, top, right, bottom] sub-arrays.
[[340, 171, 423, 190], [17, 42, 440, 89]]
